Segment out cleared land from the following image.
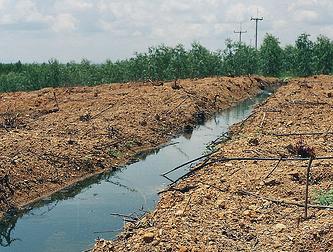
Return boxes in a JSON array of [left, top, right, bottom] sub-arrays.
[[0, 76, 275, 219], [94, 75, 333, 252]]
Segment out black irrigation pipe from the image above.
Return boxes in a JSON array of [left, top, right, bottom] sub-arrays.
[[214, 156, 333, 162], [161, 151, 216, 176], [166, 159, 217, 188], [161, 132, 231, 177], [271, 132, 333, 137], [160, 155, 333, 193]]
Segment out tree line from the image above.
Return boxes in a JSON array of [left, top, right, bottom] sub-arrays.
[[0, 33, 332, 92]]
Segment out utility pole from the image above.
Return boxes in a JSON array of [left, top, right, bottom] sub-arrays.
[[234, 23, 247, 43], [250, 16, 263, 49]]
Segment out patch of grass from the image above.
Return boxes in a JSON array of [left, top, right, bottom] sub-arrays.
[[204, 143, 218, 154], [125, 140, 135, 148], [108, 148, 122, 158], [313, 189, 333, 206]]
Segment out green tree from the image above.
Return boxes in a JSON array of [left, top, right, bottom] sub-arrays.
[[167, 44, 190, 80], [282, 45, 296, 76], [222, 39, 236, 76], [47, 59, 61, 87], [313, 35, 333, 75], [295, 33, 314, 76], [259, 34, 283, 76], [222, 40, 258, 76], [189, 42, 215, 78]]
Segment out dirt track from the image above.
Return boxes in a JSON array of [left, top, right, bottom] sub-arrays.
[[0, 76, 275, 219], [93, 75, 333, 252]]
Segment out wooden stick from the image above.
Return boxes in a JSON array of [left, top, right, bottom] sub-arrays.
[[81, 248, 92, 252], [123, 218, 136, 223], [272, 132, 333, 137], [161, 152, 215, 176], [199, 181, 227, 192], [259, 112, 266, 128], [159, 159, 216, 194], [239, 189, 333, 210], [168, 159, 216, 187], [91, 104, 114, 120], [210, 132, 230, 145], [304, 157, 314, 219], [228, 166, 243, 176], [164, 97, 189, 116], [243, 149, 261, 155], [263, 157, 282, 180], [53, 91, 59, 110], [288, 100, 328, 106], [211, 132, 229, 143], [324, 126, 332, 138], [182, 194, 192, 215], [262, 109, 282, 112], [110, 212, 138, 220], [238, 111, 257, 129], [158, 142, 180, 149], [93, 229, 122, 234]]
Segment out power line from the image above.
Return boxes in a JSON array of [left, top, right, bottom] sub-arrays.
[[250, 16, 263, 49], [234, 23, 247, 43]]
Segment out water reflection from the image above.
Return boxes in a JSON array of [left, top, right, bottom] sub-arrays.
[[0, 217, 20, 247], [0, 89, 275, 252]]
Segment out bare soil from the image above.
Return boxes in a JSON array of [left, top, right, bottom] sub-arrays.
[[93, 75, 333, 252], [0, 76, 275, 219]]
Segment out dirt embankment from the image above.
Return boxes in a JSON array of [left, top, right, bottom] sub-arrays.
[[0, 76, 276, 219], [93, 75, 333, 252]]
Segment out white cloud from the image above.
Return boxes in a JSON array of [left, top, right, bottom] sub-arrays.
[[98, 19, 112, 32], [0, 0, 8, 9], [224, 3, 266, 23], [213, 23, 229, 35], [54, 0, 94, 12], [319, 26, 333, 38], [160, 0, 192, 12], [0, 0, 332, 62], [0, 0, 52, 26], [152, 23, 208, 41], [52, 13, 78, 32], [288, 0, 320, 11], [272, 20, 288, 30], [293, 10, 319, 23]]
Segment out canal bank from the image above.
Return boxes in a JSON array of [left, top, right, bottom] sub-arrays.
[[0, 76, 276, 219], [94, 75, 333, 252], [1, 88, 276, 251]]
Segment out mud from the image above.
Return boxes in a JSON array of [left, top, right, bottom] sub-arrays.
[[0, 76, 275, 218], [93, 75, 333, 252]]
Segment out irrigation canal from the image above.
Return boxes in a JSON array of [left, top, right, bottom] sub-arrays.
[[0, 89, 274, 252]]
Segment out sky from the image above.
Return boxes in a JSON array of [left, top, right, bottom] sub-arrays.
[[0, 0, 332, 63]]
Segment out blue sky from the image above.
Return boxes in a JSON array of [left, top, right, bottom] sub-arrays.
[[0, 0, 332, 63]]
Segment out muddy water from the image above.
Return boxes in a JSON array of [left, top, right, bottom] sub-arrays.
[[0, 90, 273, 252]]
